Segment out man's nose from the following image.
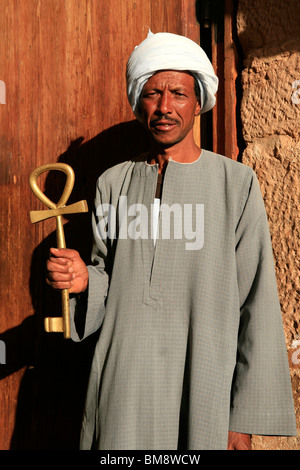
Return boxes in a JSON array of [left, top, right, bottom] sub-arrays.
[[157, 91, 172, 114]]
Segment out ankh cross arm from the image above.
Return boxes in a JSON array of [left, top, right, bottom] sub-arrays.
[[29, 163, 88, 339]]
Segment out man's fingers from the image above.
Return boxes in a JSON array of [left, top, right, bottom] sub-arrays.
[[48, 256, 72, 266], [47, 258, 73, 273], [46, 278, 73, 290], [50, 247, 80, 260], [47, 270, 74, 283]]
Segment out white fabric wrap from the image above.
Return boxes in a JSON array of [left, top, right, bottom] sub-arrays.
[[126, 31, 219, 120]]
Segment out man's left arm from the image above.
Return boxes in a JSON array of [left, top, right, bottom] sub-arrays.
[[229, 169, 296, 438]]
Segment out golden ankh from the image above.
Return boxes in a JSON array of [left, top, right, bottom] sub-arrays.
[[29, 163, 88, 339]]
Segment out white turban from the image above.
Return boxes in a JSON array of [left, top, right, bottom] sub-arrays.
[[126, 30, 218, 121]]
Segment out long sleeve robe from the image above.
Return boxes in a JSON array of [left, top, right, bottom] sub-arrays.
[[70, 150, 296, 450]]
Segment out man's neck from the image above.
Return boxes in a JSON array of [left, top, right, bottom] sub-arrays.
[[148, 140, 201, 174]]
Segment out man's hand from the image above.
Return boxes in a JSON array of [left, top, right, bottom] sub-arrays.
[[46, 248, 89, 294], [227, 431, 251, 450]]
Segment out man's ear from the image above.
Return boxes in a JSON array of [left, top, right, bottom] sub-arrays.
[[195, 100, 201, 116]]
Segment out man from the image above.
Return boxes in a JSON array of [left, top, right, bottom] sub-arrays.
[[46, 32, 296, 450]]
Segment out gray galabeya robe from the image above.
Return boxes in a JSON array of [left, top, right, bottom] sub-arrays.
[[70, 150, 297, 450]]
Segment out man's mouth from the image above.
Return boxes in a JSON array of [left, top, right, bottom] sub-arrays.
[[150, 119, 178, 132]]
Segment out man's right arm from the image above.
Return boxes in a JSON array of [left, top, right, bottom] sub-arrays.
[[46, 246, 109, 341]]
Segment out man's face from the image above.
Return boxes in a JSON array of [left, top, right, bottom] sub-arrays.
[[140, 70, 201, 148]]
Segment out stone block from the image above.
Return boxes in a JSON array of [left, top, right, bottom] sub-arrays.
[[237, 0, 300, 55], [240, 49, 300, 142]]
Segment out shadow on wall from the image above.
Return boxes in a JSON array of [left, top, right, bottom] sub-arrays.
[[0, 119, 151, 449]]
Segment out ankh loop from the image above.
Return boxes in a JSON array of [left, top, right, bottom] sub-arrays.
[[29, 163, 88, 339]]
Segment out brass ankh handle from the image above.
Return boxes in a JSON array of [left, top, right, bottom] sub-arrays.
[[29, 162, 75, 211], [29, 163, 86, 339]]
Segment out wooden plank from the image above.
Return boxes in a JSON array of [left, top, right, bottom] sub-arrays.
[[224, 0, 239, 160], [210, 0, 239, 159], [181, 0, 201, 147], [211, 23, 225, 156]]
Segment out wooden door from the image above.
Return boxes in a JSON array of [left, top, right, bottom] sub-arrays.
[[0, 0, 201, 450], [197, 0, 240, 159]]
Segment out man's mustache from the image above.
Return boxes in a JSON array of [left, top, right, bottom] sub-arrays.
[[150, 115, 179, 125]]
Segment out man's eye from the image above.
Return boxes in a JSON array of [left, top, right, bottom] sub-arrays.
[[143, 92, 157, 97]]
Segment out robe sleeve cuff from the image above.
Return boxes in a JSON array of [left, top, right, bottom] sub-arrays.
[[69, 265, 108, 342], [229, 407, 298, 437]]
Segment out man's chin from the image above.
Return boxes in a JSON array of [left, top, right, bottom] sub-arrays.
[[151, 132, 180, 148]]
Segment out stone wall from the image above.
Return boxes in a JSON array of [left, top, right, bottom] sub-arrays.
[[237, 0, 300, 450]]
